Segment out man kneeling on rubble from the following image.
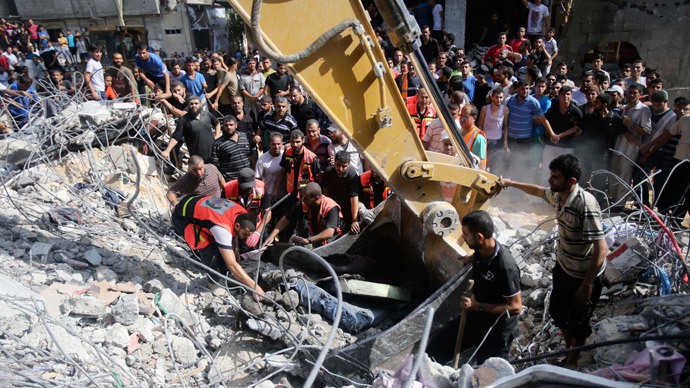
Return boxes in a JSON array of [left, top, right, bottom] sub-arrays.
[[171, 195, 264, 295], [262, 182, 343, 248], [498, 154, 607, 369]]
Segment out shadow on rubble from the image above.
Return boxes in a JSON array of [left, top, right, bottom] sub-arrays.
[[0, 210, 192, 292]]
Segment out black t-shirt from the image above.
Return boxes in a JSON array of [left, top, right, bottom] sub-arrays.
[[202, 71, 217, 95], [545, 102, 582, 148], [232, 108, 258, 148], [167, 94, 188, 112], [174, 111, 218, 162], [576, 110, 627, 158], [265, 72, 291, 99], [472, 82, 493, 111], [470, 243, 521, 327], [321, 166, 361, 224]]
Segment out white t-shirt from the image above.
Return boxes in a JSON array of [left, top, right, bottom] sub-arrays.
[[328, 141, 363, 174], [544, 37, 558, 56], [86, 58, 105, 92], [209, 225, 233, 249], [255, 150, 284, 196], [432, 4, 444, 31], [527, 3, 549, 35]]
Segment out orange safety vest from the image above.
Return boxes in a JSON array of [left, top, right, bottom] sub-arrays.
[[462, 126, 487, 170], [178, 195, 247, 250], [284, 146, 317, 196], [406, 95, 437, 139], [302, 195, 343, 238], [359, 170, 392, 209], [223, 179, 266, 222]]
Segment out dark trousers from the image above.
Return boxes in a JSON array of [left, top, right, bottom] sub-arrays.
[[171, 212, 227, 280], [549, 262, 603, 340]]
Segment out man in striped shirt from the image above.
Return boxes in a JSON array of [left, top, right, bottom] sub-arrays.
[[498, 154, 607, 369]]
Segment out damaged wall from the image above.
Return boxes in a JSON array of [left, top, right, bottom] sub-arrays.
[[14, 0, 160, 20], [556, 0, 690, 99]]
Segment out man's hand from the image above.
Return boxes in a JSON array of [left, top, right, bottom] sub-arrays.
[[92, 92, 100, 100], [350, 221, 360, 234], [461, 294, 477, 310], [550, 134, 560, 144], [622, 116, 633, 128], [639, 144, 652, 155], [254, 135, 262, 145], [503, 141, 510, 152], [575, 282, 593, 305], [497, 176, 513, 189], [291, 235, 309, 245], [249, 96, 258, 103], [246, 232, 260, 247], [161, 150, 170, 159], [211, 101, 219, 110]]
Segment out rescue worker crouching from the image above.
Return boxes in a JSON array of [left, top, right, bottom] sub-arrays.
[[223, 167, 272, 252], [171, 195, 265, 295], [262, 182, 343, 248]]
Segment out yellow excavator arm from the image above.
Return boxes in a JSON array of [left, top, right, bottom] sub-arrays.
[[227, 0, 500, 281]]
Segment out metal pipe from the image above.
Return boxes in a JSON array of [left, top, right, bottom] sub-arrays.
[[409, 49, 473, 165]]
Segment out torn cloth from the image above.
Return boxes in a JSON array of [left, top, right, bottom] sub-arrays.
[[74, 183, 126, 210]]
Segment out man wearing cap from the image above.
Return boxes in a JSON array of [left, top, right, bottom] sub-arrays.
[[210, 116, 252, 181], [262, 182, 343, 247], [167, 155, 226, 208], [223, 167, 272, 250], [633, 90, 677, 206], [604, 85, 625, 116], [472, 65, 492, 111], [171, 194, 264, 295]]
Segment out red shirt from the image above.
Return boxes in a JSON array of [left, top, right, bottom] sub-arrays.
[[482, 44, 513, 66], [509, 38, 529, 53]]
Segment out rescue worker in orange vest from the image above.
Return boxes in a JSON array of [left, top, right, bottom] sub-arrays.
[[459, 104, 488, 170], [262, 182, 343, 248], [171, 195, 265, 295], [223, 167, 272, 250], [359, 167, 392, 210], [272, 129, 320, 203], [406, 86, 437, 139]]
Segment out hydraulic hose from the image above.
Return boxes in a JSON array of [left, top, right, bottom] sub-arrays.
[[250, 0, 362, 64]]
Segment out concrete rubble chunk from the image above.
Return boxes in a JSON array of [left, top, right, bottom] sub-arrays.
[[107, 323, 131, 348], [170, 335, 198, 365], [590, 315, 649, 364], [95, 266, 117, 282], [247, 318, 282, 340], [30, 242, 54, 257], [65, 295, 107, 317], [84, 248, 102, 266], [129, 317, 156, 343], [520, 262, 544, 289], [112, 294, 140, 325]]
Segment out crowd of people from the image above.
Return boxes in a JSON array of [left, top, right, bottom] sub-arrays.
[[3, 1, 689, 369]]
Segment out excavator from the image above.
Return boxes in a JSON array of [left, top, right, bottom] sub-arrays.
[[227, 0, 501, 383]]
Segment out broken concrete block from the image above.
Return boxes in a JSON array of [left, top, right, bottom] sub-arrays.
[[95, 266, 117, 282], [112, 294, 139, 325], [30, 242, 54, 257], [84, 248, 102, 266], [129, 317, 155, 343], [170, 335, 198, 364], [107, 323, 131, 348], [591, 315, 649, 364], [65, 295, 107, 317], [520, 263, 544, 288], [281, 290, 299, 311], [0, 138, 33, 163], [523, 288, 547, 308], [247, 318, 282, 340]]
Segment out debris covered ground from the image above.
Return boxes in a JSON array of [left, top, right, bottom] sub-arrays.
[[0, 90, 689, 387]]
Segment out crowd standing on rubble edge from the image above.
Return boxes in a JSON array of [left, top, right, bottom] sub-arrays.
[[1, 0, 689, 375]]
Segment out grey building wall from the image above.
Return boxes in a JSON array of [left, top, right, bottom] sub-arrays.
[[556, 0, 690, 98], [14, 0, 160, 20], [445, 0, 466, 49]]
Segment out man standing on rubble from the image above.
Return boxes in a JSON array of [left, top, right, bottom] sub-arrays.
[[166, 155, 225, 208], [135, 43, 171, 97], [498, 154, 607, 369], [171, 195, 264, 295], [161, 95, 219, 163], [456, 210, 521, 364]]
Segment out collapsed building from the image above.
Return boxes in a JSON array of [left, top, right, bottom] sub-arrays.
[[0, 77, 688, 387]]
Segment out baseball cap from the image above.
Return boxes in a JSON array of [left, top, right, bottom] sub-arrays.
[[605, 85, 624, 95], [326, 125, 339, 133], [650, 90, 668, 102], [238, 168, 256, 190]]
